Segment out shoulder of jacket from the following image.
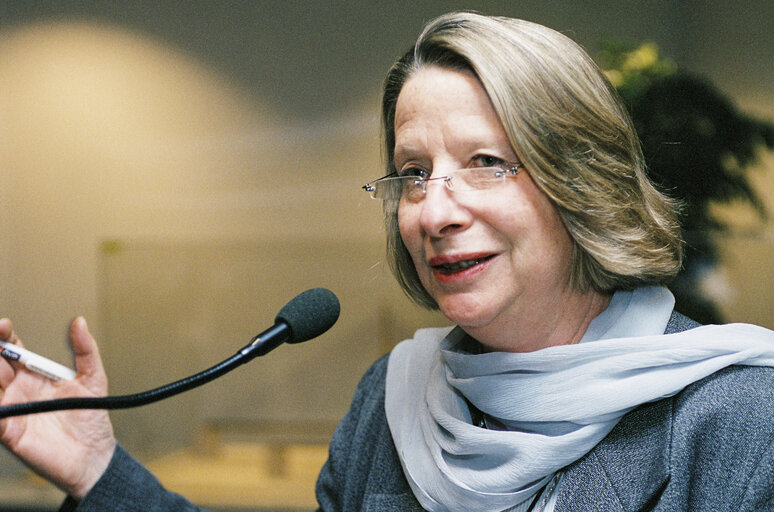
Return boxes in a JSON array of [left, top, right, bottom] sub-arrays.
[[665, 310, 702, 334], [675, 364, 774, 425]]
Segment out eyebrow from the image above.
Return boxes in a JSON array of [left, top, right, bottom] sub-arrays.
[[392, 144, 426, 167]]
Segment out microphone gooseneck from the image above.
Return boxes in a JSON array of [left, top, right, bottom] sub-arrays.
[[0, 288, 340, 419]]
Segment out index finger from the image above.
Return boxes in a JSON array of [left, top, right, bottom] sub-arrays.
[[0, 318, 24, 348]]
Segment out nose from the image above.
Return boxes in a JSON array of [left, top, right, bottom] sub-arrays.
[[417, 176, 472, 237]]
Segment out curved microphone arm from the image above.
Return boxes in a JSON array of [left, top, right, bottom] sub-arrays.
[[0, 323, 289, 419], [0, 288, 340, 419]]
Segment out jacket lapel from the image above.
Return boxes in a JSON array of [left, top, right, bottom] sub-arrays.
[[555, 397, 672, 512]]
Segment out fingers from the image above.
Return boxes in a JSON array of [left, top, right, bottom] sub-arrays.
[[0, 319, 19, 389], [0, 318, 24, 348], [0, 318, 10, 342], [69, 317, 108, 391], [0, 357, 14, 390]]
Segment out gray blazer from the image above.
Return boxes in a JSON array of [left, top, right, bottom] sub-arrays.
[[63, 312, 774, 511]]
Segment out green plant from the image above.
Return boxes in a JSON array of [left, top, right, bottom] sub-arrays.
[[599, 41, 774, 323]]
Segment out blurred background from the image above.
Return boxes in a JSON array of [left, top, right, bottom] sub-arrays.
[[0, 1, 772, 510]]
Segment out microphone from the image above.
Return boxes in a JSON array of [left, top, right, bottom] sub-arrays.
[[240, 287, 340, 359], [0, 288, 340, 419]]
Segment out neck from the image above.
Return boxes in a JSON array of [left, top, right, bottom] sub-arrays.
[[465, 289, 611, 353]]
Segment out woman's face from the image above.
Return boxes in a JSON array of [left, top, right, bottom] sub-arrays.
[[395, 66, 577, 348]]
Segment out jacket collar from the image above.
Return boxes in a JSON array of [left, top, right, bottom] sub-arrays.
[[555, 385, 673, 511]]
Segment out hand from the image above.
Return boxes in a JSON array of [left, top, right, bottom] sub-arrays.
[[0, 317, 116, 500]]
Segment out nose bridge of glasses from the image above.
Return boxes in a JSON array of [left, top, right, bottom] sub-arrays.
[[424, 173, 453, 187], [409, 173, 451, 200]]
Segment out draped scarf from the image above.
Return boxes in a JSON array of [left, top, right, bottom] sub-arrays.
[[385, 287, 774, 511]]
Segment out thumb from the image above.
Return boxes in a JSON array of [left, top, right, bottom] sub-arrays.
[[70, 317, 108, 393]]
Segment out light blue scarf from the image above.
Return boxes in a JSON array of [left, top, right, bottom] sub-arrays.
[[385, 287, 774, 512]]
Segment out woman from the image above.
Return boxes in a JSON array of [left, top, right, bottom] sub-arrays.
[[2, 12, 774, 512]]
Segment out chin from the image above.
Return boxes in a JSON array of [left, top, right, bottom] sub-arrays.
[[435, 295, 497, 329]]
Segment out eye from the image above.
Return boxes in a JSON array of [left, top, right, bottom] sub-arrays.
[[473, 155, 507, 168], [399, 166, 430, 179]]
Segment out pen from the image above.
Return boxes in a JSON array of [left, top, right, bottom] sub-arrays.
[[0, 341, 76, 381]]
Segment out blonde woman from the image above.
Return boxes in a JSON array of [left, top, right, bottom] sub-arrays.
[[3, 12, 774, 512]]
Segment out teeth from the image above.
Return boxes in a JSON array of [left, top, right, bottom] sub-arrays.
[[441, 258, 483, 271]]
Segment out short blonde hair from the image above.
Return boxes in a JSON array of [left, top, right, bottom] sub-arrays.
[[381, 12, 683, 309]]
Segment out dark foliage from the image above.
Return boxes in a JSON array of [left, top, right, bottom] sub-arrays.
[[600, 44, 774, 323]]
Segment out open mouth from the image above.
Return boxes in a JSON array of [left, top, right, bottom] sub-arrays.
[[432, 255, 495, 275]]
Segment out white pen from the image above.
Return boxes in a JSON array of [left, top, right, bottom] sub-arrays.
[[0, 341, 76, 381]]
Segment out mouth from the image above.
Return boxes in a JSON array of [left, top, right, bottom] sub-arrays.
[[428, 253, 496, 276]]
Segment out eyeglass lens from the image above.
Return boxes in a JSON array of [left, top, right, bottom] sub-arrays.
[[368, 166, 518, 201]]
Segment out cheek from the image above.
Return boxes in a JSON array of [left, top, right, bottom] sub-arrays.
[[503, 185, 574, 269], [533, 209, 575, 276], [539, 201, 572, 252], [397, 204, 430, 280]]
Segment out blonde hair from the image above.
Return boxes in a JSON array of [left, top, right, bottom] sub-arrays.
[[381, 12, 683, 309]]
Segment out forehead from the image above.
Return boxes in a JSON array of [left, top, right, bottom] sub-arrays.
[[393, 66, 512, 159], [394, 66, 495, 125]]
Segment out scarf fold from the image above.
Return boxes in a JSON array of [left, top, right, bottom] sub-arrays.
[[385, 287, 774, 512]]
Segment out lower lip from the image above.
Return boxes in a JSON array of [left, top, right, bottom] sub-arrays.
[[431, 256, 495, 283]]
